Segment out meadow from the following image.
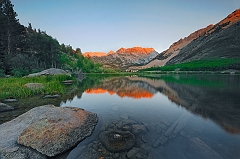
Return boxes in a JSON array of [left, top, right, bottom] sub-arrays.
[[140, 58, 240, 72], [0, 75, 73, 100]]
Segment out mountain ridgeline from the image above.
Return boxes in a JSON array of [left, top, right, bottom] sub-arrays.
[[139, 9, 240, 70], [84, 9, 240, 71], [83, 47, 159, 70], [167, 9, 240, 65]]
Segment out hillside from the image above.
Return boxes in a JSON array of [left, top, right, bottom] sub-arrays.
[[83, 47, 159, 70], [167, 9, 240, 65], [135, 9, 240, 70]]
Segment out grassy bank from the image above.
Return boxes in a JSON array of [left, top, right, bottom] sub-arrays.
[[0, 75, 73, 100], [140, 58, 240, 72]]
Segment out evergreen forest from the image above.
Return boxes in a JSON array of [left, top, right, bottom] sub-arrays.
[[0, 0, 102, 77]]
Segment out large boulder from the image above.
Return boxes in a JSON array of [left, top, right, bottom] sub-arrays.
[[27, 68, 70, 77], [0, 105, 98, 158]]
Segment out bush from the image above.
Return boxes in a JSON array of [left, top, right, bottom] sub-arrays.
[[10, 67, 30, 77]]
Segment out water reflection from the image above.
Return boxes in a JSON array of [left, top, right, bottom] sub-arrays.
[[84, 75, 240, 135], [62, 75, 240, 159], [1, 75, 240, 159]]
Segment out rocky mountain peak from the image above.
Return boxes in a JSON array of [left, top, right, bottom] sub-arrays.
[[83, 52, 107, 57], [116, 47, 155, 54], [218, 9, 240, 26]]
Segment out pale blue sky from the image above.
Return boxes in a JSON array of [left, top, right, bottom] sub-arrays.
[[11, 0, 239, 53]]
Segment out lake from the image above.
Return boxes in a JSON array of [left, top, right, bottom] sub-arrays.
[[1, 74, 240, 159]]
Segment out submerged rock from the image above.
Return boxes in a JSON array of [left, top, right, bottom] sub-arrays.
[[99, 130, 135, 153], [0, 105, 98, 158], [0, 102, 14, 112], [132, 124, 147, 134]]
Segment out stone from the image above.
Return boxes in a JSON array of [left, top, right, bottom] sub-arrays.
[[132, 124, 147, 134], [27, 68, 70, 77], [99, 131, 135, 153], [0, 105, 98, 158], [0, 102, 14, 112], [24, 83, 44, 90], [43, 94, 60, 98], [1, 99, 18, 103]]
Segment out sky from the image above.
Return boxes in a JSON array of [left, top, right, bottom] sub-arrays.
[[11, 0, 239, 53]]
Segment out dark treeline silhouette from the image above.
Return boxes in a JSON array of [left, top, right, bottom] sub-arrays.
[[0, 0, 101, 77]]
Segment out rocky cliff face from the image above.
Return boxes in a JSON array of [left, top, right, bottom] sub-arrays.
[[138, 9, 240, 69], [167, 9, 240, 64], [82, 47, 159, 69]]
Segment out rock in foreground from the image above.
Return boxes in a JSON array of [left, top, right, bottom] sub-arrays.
[[0, 105, 98, 158]]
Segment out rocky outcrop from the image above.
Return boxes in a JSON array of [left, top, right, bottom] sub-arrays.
[[0, 105, 98, 158], [83, 47, 159, 69], [27, 68, 70, 77], [0, 102, 14, 112]]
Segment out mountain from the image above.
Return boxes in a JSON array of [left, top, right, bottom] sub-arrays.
[[135, 9, 240, 69], [82, 47, 159, 70], [167, 9, 240, 65]]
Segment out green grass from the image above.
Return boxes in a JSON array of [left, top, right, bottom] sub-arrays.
[[0, 75, 73, 100], [140, 58, 240, 72]]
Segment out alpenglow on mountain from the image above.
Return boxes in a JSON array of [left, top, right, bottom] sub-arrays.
[[137, 9, 240, 69], [82, 47, 159, 70]]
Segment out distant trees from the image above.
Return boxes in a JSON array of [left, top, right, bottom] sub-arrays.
[[0, 0, 102, 77]]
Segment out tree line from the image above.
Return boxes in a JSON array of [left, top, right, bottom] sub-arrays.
[[0, 0, 101, 77]]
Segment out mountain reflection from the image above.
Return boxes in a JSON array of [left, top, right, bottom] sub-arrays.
[[84, 77, 156, 99], [87, 75, 240, 135], [85, 88, 153, 99]]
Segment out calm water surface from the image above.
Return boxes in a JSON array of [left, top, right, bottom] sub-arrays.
[[60, 75, 240, 159], [1, 74, 240, 159]]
